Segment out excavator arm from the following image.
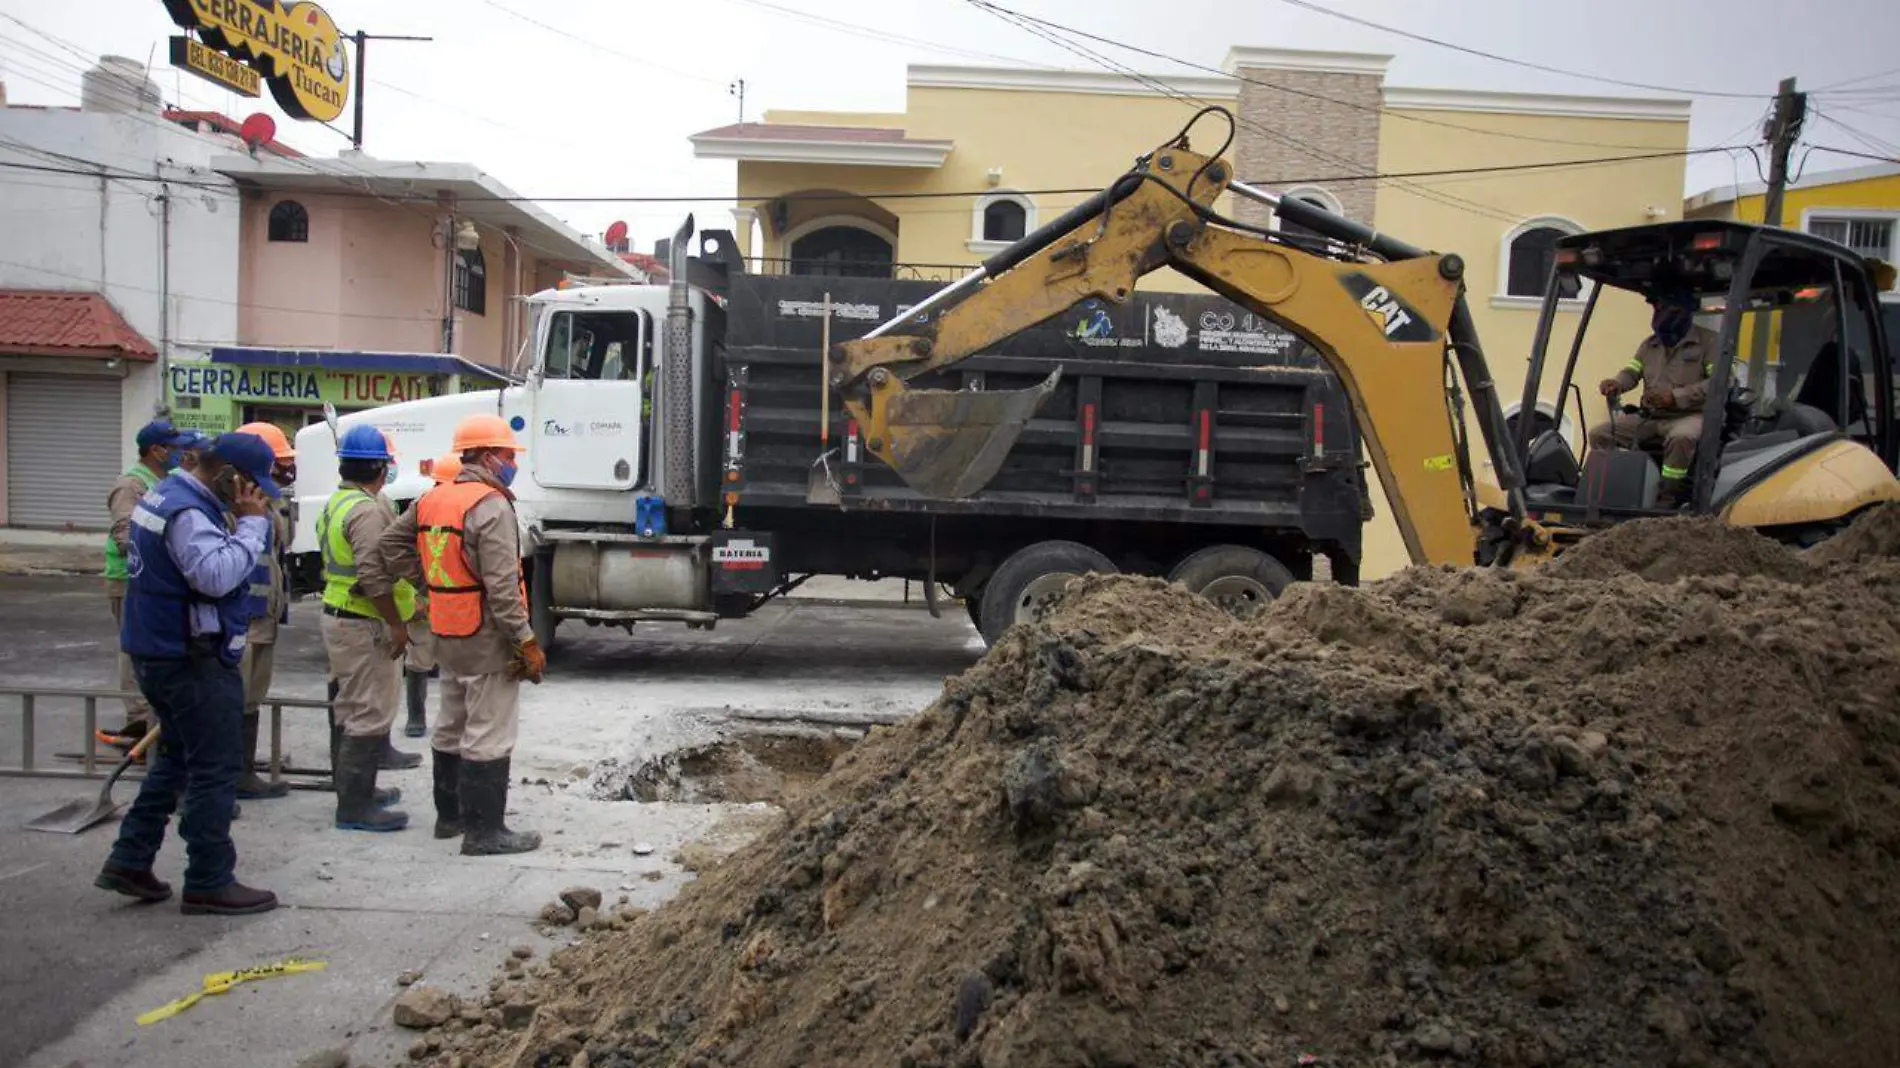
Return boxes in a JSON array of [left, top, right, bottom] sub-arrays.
[[831, 135, 1533, 567]]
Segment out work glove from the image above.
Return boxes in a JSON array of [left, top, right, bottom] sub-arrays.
[[510, 637, 547, 684]]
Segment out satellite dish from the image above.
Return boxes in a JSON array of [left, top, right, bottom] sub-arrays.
[[239, 113, 277, 153], [604, 220, 629, 252]]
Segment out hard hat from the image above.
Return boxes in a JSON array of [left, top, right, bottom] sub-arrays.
[[450, 413, 526, 454], [429, 452, 464, 485], [135, 419, 192, 451], [235, 421, 296, 460], [208, 432, 282, 499], [337, 424, 395, 461]]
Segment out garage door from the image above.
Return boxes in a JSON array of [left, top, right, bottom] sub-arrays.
[[7, 373, 123, 529]]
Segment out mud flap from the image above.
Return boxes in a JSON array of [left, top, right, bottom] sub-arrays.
[[881, 371, 1061, 498], [710, 531, 778, 594]]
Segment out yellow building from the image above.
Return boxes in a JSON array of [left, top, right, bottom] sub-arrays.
[[693, 50, 1693, 576]]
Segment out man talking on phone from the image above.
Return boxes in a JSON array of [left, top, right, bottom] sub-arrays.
[[95, 431, 281, 915]]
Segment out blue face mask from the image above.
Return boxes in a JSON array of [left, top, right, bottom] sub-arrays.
[[494, 458, 518, 487]]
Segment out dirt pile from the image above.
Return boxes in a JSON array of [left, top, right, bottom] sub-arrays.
[[422, 512, 1900, 1068], [1544, 515, 1817, 584], [1806, 502, 1900, 568]]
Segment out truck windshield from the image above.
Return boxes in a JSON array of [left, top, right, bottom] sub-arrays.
[[543, 310, 645, 381]]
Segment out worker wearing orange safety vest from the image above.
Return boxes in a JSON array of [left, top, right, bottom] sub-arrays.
[[363, 414, 544, 856], [399, 452, 463, 741]]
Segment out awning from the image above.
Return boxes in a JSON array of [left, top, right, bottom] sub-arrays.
[[0, 290, 157, 360], [207, 347, 517, 382]]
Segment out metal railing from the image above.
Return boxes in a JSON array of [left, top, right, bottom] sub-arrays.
[[0, 686, 333, 784], [749, 257, 979, 282]]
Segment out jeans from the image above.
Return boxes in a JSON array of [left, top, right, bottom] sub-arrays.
[[107, 648, 244, 892]]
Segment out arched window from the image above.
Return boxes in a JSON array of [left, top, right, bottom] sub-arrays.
[[1501, 216, 1586, 300], [970, 192, 1037, 251], [267, 200, 308, 243], [454, 247, 487, 315], [788, 226, 893, 279]]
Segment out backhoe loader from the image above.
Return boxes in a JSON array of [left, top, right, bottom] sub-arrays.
[[830, 110, 1899, 567]]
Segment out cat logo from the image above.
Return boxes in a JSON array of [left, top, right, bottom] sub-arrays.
[[1337, 272, 1438, 344]]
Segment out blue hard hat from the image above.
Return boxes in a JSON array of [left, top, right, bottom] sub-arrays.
[[207, 432, 282, 499], [337, 424, 395, 461], [135, 419, 191, 451]]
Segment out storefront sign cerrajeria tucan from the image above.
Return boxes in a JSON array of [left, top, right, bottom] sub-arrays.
[[162, 0, 350, 123]]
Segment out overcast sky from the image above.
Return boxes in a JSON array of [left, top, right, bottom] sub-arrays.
[[4, 0, 1898, 250]]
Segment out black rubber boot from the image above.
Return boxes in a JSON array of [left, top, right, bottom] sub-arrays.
[[379, 735, 423, 771], [432, 748, 464, 840], [235, 712, 290, 800], [328, 681, 401, 805], [1658, 476, 1690, 510], [458, 756, 540, 856], [334, 734, 410, 833], [404, 670, 428, 739]]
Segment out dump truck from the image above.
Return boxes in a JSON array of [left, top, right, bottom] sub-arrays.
[[291, 223, 1372, 647]]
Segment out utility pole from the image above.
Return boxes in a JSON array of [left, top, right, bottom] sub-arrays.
[[349, 31, 433, 151], [1745, 76, 1807, 397], [729, 79, 746, 124]]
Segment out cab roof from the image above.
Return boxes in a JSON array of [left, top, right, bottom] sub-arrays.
[[1555, 220, 1873, 300]]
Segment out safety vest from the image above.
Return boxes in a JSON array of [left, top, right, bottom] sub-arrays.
[[318, 487, 416, 621], [243, 518, 274, 623], [103, 463, 163, 581], [415, 480, 522, 638], [120, 474, 253, 667]]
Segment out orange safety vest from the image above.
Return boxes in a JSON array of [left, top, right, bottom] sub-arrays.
[[414, 480, 523, 638]]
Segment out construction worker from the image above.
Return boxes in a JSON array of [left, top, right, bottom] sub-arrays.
[[96, 431, 281, 915], [231, 422, 297, 800], [400, 453, 462, 739], [100, 419, 193, 747], [317, 425, 420, 833], [364, 414, 545, 856], [1589, 289, 1715, 507]]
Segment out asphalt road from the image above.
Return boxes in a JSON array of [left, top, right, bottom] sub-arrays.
[[0, 572, 979, 1068]]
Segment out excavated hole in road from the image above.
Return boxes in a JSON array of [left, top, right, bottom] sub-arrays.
[[613, 728, 860, 806]]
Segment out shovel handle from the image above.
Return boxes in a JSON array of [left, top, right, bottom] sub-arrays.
[[125, 726, 160, 761]]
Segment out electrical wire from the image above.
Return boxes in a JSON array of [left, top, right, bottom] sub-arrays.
[[716, 0, 1052, 69], [1811, 109, 1900, 159], [474, 0, 726, 87], [1809, 144, 1900, 164]]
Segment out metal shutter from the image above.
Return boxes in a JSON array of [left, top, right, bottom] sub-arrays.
[[7, 373, 124, 529]]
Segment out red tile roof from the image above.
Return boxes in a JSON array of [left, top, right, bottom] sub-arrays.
[[0, 290, 157, 360], [690, 122, 948, 146]]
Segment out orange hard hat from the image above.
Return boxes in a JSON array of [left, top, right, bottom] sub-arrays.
[[450, 413, 526, 453], [429, 452, 464, 485], [235, 421, 296, 460]]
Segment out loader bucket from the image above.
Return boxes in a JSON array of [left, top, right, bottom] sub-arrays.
[[880, 371, 1060, 499]]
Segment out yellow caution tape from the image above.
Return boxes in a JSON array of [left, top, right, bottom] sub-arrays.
[[137, 958, 327, 1025]]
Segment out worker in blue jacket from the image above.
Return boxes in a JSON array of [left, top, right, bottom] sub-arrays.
[[94, 432, 282, 916]]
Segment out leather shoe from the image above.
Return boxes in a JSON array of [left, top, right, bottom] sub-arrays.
[[181, 882, 278, 915], [94, 865, 172, 903]]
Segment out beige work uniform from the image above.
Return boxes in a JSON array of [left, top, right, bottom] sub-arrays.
[[240, 501, 293, 713], [322, 490, 404, 739], [404, 592, 438, 674], [366, 471, 530, 762], [1587, 325, 1717, 481], [105, 471, 153, 725]]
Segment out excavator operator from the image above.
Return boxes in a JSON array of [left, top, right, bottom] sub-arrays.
[[1587, 289, 1715, 506]]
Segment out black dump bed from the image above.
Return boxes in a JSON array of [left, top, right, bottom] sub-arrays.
[[716, 272, 1369, 571]]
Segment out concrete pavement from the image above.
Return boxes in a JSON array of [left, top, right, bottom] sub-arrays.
[[0, 572, 980, 1068]]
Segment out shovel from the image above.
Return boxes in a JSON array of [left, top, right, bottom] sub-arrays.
[[807, 293, 842, 507], [25, 726, 159, 834]]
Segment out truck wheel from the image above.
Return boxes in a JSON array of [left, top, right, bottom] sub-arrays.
[[1167, 545, 1295, 619], [978, 541, 1116, 646], [529, 550, 559, 653]]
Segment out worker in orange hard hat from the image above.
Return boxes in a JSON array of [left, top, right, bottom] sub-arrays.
[[232, 422, 299, 800], [397, 452, 467, 740], [363, 413, 543, 855]]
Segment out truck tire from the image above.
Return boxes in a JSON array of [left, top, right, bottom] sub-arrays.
[[977, 541, 1116, 646], [529, 550, 559, 653], [1166, 545, 1295, 619]]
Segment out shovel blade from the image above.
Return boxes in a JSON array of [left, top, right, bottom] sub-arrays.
[[24, 795, 121, 834], [882, 371, 1060, 499]]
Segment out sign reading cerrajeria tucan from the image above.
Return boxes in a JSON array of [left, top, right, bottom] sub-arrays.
[[161, 0, 350, 123]]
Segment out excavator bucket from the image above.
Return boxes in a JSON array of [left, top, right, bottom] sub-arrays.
[[880, 371, 1060, 498]]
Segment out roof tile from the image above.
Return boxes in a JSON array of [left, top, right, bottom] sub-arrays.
[[0, 290, 158, 360]]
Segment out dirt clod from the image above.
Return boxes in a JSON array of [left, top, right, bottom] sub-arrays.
[[393, 987, 457, 1030], [539, 902, 576, 926], [426, 510, 1900, 1068], [559, 886, 603, 913]]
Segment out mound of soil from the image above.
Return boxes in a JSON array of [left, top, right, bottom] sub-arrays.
[[1545, 516, 1816, 584], [1807, 502, 1900, 568], [421, 513, 1900, 1068]]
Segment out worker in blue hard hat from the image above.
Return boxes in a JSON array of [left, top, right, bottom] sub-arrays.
[[317, 424, 422, 833], [98, 418, 195, 750], [97, 431, 282, 916]]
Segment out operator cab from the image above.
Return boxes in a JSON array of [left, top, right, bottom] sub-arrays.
[[1511, 220, 1896, 526]]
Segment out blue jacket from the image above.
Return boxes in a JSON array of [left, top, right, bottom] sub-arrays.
[[121, 474, 255, 667]]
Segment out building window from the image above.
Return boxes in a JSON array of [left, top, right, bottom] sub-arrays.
[[1502, 216, 1586, 300], [969, 192, 1036, 251], [788, 226, 893, 279], [268, 200, 308, 242], [454, 247, 487, 316], [1807, 214, 1897, 261]]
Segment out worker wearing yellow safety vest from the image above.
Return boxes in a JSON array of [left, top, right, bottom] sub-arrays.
[[317, 425, 420, 833], [364, 413, 544, 856], [100, 419, 197, 747]]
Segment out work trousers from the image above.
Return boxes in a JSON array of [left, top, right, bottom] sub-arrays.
[[106, 590, 151, 726], [1588, 412, 1704, 480], [108, 648, 243, 892], [321, 612, 400, 738], [404, 626, 438, 675], [435, 671, 521, 762], [240, 640, 276, 715]]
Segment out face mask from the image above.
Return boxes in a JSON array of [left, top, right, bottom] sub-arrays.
[[158, 448, 179, 471], [1652, 305, 1692, 348], [493, 457, 518, 487]]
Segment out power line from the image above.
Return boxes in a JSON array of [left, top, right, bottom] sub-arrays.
[[1265, 0, 1762, 99], [1809, 144, 1899, 165], [0, 255, 448, 324], [716, 0, 1052, 69], [1811, 109, 1900, 160], [474, 0, 726, 87], [1814, 65, 1900, 92]]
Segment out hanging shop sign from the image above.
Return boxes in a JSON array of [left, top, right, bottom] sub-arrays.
[[161, 0, 351, 123], [169, 35, 262, 97]]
